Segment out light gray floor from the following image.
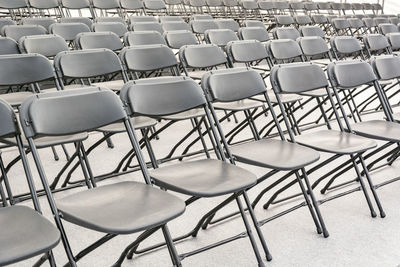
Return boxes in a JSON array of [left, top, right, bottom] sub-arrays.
[[4, 106, 400, 267]]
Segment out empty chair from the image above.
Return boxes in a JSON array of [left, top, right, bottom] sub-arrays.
[[21, 17, 56, 31], [363, 34, 391, 56], [389, 17, 399, 25], [379, 23, 398, 35], [205, 28, 238, 47], [49, 23, 91, 42], [28, 0, 62, 18], [129, 15, 158, 24], [0, 37, 20, 55], [297, 36, 331, 62], [94, 16, 126, 24], [0, 18, 15, 32], [124, 30, 167, 46], [161, 21, 191, 31], [59, 17, 93, 28], [75, 32, 123, 52], [131, 21, 163, 34], [275, 15, 295, 27], [19, 34, 69, 58], [2, 25, 47, 42], [159, 16, 185, 23], [348, 18, 366, 36], [299, 26, 325, 38], [330, 36, 365, 60], [332, 18, 351, 35], [0, 0, 29, 20], [190, 19, 219, 35], [273, 27, 300, 41], [60, 0, 92, 15], [312, 14, 328, 25], [295, 15, 312, 26], [362, 17, 376, 33], [266, 39, 303, 63], [164, 30, 198, 49], [120, 0, 146, 14], [92, 22, 128, 38], [226, 40, 270, 72], [91, 0, 122, 17], [373, 17, 389, 26], [143, 0, 167, 14], [238, 26, 269, 42], [216, 18, 239, 32], [244, 20, 266, 29], [387, 32, 400, 52]]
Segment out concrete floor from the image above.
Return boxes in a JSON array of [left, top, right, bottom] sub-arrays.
[[3, 104, 400, 267]]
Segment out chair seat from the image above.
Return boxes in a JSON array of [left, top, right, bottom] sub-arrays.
[[98, 116, 157, 132], [150, 159, 257, 197], [213, 99, 264, 111], [351, 120, 400, 142], [57, 181, 185, 234], [0, 206, 60, 266], [93, 80, 125, 91], [252, 91, 303, 103], [230, 139, 320, 170], [1, 132, 88, 148], [188, 70, 208, 80], [161, 108, 206, 121], [295, 129, 377, 154], [299, 88, 328, 97], [0, 91, 34, 107]]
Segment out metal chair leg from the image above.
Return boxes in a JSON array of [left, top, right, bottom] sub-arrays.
[[162, 225, 182, 267]]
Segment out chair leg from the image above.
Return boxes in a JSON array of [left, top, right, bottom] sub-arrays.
[[51, 146, 59, 161], [242, 191, 272, 261], [301, 168, 329, 238], [236, 194, 265, 267], [48, 251, 57, 267], [162, 225, 182, 267]]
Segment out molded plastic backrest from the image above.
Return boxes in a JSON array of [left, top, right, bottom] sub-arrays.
[[159, 16, 184, 23], [371, 55, 400, 80], [2, 25, 47, 42], [332, 18, 351, 30], [121, 0, 144, 9], [275, 15, 294, 26], [0, 54, 54, 85], [298, 36, 329, 56], [0, 37, 19, 55], [241, 0, 258, 10], [378, 23, 398, 35], [0, 99, 19, 137], [362, 18, 375, 28], [266, 39, 302, 60], [161, 21, 191, 31], [120, 44, 177, 71], [76, 32, 123, 51], [129, 16, 158, 24], [61, 0, 91, 8], [120, 76, 206, 116], [131, 22, 163, 34], [312, 14, 328, 24], [20, 87, 126, 138], [0, 0, 27, 8], [274, 27, 300, 40], [192, 14, 213, 20], [373, 17, 389, 25], [327, 60, 377, 88], [271, 62, 328, 94], [190, 20, 218, 34], [124, 30, 166, 46], [94, 17, 125, 24], [299, 26, 325, 38], [238, 26, 269, 42], [92, 0, 120, 9], [226, 40, 268, 62], [92, 22, 128, 37], [29, 0, 59, 8], [59, 17, 92, 28], [54, 49, 122, 78], [216, 19, 239, 32], [387, 33, 400, 50], [347, 18, 364, 29], [331, 36, 362, 54], [50, 23, 91, 41], [244, 20, 265, 28], [363, 34, 390, 51], [19, 35, 68, 57], [179, 44, 227, 68], [0, 18, 15, 32], [164, 30, 198, 49], [22, 17, 56, 31], [143, 0, 166, 9], [205, 29, 238, 46], [257, 1, 274, 10], [295, 15, 312, 25], [202, 67, 266, 102]]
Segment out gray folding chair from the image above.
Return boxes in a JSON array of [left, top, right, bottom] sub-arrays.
[[0, 99, 60, 267], [387, 32, 400, 53], [28, 0, 62, 18], [275, 15, 295, 27], [273, 27, 301, 40], [294, 15, 312, 26], [143, 0, 168, 16], [2, 25, 47, 42], [378, 23, 399, 35], [75, 31, 123, 52], [94, 16, 126, 24], [164, 30, 198, 49], [190, 19, 218, 40], [363, 34, 391, 57], [159, 16, 185, 22], [299, 25, 325, 38], [120, 0, 146, 16], [19, 34, 69, 59], [59, 17, 93, 28], [0, 18, 15, 33], [130, 21, 164, 34], [124, 30, 167, 46], [49, 22, 91, 44], [330, 36, 366, 60], [216, 18, 239, 32], [60, 0, 93, 17], [238, 26, 269, 42], [243, 19, 266, 29], [20, 87, 185, 266], [0, 37, 20, 55], [204, 28, 238, 48], [21, 17, 57, 32], [332, 18, 351, 35], [297, 36, 332, 65], [92, 22, 128, 38], [128, 15, 158, 24], [91, 0, 122, 17]]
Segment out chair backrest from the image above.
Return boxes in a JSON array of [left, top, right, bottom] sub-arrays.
[[59, 17, 92, 28], [378, 23, 398, 35], [244, 20, 265, 29], [266, 39, 302, 61], [190, 20, 218, 34], [19, 35, 68, 58], [0, 54, 55, 86], [61, 0, 91, 9], [92, 22, 128, 38], [202, 67, 265, 102], [373, 17, 389, 26], [120, 44, 178, 72], [19, 87, 127, 138], [161, 21, 191, 32], [270, 62, 328, 94], [241, 0, 258, 10], [327, 60, 377, 88], [205, 29, 238, 47], [389, 17, 399, 25], [347, 18, 364, 29], [238, 26, 269, 42], [299, 25, 325, 38], [331, 36, 362, 55], [216, 19, 239, 32], [332, 18, 351, 31], [124, 30, 166, 46], [131, 22, 163, 34], [94, 17, 125, 24], [362, 17, 375, 28], [92, 0, 120, 9], [2, 25, 47, 42], [387, 32, 400, 51], [120, 0, 144, 9], [371, 55, 400, 80], [54, 49, 123, 78], [297, 36, 330, 57], [143, 0, 166, 10], [0, 0, 28, 8], [312, 14, 328, 24], [0, 18, 15, 33], [295, 15, 312, 26], [29, 0, 59, 8], [49, 23, 91, 41], [179, 44, 227, 68], [0, 37, 20, 55], [226, 40, 269, 63], [159, 16, 184, 23], [273, 27, 300, 41], [21, 17, 56, 31], [0, 99, 19, 138], [192, 14, 213, 20], [363, 34, 390, 52], [129, 15, 158, 24], [120, 76, 206, 117], [164, 30, 198, 49], [275, 15, 294, 26], [75, 32, 123, 51]]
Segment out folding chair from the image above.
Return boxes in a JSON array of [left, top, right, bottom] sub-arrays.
[[204, 28, 238, 48], [275, 15, 295, 27], [164, 30, 199, 50], [91, 0, 122, 17], [205, 0, 223, 18], [373, 17, 389, 26], [92, 22, 128, 38], [330, 36, 366, 60], [389, 17, 399, 25], [299, 25, 325, 38], [124, 30, 167, 46], [59, 17, 93, 28], [238, 26, 269, 42], [332, 18, 351, 36], [0, 37, 20, 55], [192, 14, 213, 20], [120, 76, 271, 266], [2, 25, 47, 42], [94, 16, 125, 24], [49, 22, 91, 44], [294, 15, 312, 26], [60, 0, 93, 17], [0, 99, 60, 267], [216, 18, 239, 32], [190, 19, 218, 40], [19, 34, 69, 58], [348, 18, 367, 37], [120, 0, 146, 16], [129, 15, 158, 24], [20, 87, 185, 266], [0, 18, 15, 33], [241, 0, 261, 21], [363, 34, 391, 57], [297, 36, 332, 65], [21, 17, 57, 32], [387, 32, 400, 53], [75, 31, 123, 52], [143, 0, 168, 16], [362, 17, 376, 34], [273, 26, 301, 40], [0, 0, 30, 20], [28, 0, 63, 18], [130, 21, 164, 34], [378, 23, 398, 35], [243, 19, 266, 29]]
